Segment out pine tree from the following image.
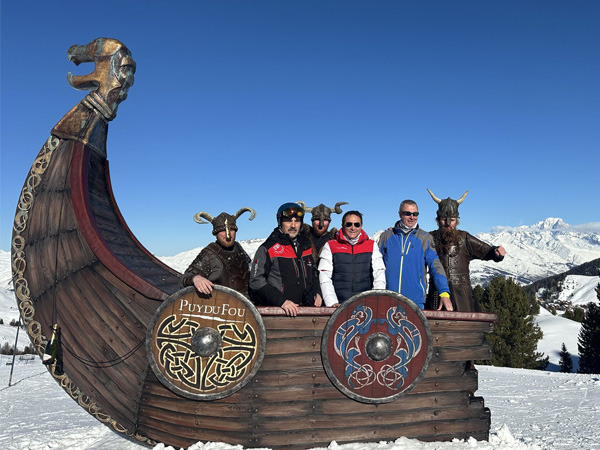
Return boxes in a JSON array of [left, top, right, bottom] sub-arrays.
[[478, 276, 548, 369], [473, 285, 485, 306], [578, 300, 600, 374], [564, 307, 585, 323], [558, 343, 573, 373]]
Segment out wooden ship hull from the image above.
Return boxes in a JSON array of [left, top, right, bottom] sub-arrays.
[[11, 38, 497, 449]]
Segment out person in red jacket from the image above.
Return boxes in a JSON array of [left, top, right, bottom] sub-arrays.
[[249, 202, 322, 316], [318, 210, 386, 307]]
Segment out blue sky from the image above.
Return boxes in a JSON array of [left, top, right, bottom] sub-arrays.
[[2, 1, 599, 255]]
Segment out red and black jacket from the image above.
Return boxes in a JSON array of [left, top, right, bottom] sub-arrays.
[[249, 228, 319, 307], [328, 230, 374, 302]]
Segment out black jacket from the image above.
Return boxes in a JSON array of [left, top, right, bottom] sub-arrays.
[[249, 228, 319, 307]]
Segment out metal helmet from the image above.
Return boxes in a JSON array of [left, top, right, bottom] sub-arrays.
[[193, 207, 256, 238], [296, 201, 348, 228], [427, 188, 469, 222]]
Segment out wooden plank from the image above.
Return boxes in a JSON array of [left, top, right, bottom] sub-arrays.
[[138, 403, 250, 432], [42, 141, 72, 190], [137, 413, 253, 446], [437, 343, 493, 361], [428, 319, 495, 333], [266, 336, 322, 355], [139, 392, 252, 419], [255, 403, 470, 432], [92, 264, 159, 322], [425, 310, 497, 323], [422, 360, 468, 379], [430, 330, 487, 347], [70, 269, 147, 347], [263, 315, 330, 329], [260, 352, 324, 371], [411, 371, 478, 394], [252, 385, 345, 403], [317, 390, 470, 415], [265, 328, 323, 339], [253, 417, 488, 448], [250, 391, 462, 420], [253, 368, 329, 387]]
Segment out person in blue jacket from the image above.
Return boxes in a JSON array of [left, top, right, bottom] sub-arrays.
[[378, 199, 453, 310]]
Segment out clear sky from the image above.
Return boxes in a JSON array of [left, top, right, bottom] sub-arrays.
[[2, 1, 599, 256]]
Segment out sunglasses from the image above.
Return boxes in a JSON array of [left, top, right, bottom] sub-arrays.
[[282, 207, 304, 218], [400, 211, 419, 217], [344, 222, 362, 228]]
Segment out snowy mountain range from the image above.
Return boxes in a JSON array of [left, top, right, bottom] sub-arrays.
[[467, 218, 600, 286]]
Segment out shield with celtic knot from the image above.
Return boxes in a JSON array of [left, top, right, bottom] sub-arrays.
[[321, 290, 432, 403], [147, 286, 266, 400]]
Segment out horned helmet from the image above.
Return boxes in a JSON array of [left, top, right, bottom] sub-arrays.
[[193, 207, 256, 239], [427, 189, 469, 225], [296, 201, 348, 228]]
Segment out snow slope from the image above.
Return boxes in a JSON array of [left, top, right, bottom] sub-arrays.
[[557, 275, 599, 307], [534, 307, 581, 372]]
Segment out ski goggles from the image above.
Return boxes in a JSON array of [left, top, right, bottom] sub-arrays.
[[281, 207, 304, 219]]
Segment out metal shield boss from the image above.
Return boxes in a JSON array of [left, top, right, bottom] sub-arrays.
[[147, 286, 266, 400], [321, 290, 433, 403]]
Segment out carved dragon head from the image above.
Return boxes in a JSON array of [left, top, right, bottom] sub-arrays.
[[67, 38, 136, 119]]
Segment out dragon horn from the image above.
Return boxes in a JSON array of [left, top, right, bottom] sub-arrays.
[[193, 211, 214, 224], [332, 201, 348, 214], [426, 188, 442, 204], [234, 207, 257, 221], [456, 190, 469, 205]]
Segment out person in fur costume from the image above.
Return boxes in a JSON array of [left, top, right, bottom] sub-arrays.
[[425, 189, 506, 312], [297, 201, 347, 263]]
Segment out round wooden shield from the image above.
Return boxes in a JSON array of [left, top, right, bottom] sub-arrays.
[[147, 286, 266, 400], [321, 290, 432, 404]]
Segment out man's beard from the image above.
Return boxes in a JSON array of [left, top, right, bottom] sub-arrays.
[[439, 226, 459, 253]]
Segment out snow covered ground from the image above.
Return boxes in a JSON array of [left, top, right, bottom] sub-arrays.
[[2, 357, 599, 450], [557, 275, 600, 308]]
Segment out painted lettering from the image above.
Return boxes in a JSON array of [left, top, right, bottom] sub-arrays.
[[178, 299, 245, 318]]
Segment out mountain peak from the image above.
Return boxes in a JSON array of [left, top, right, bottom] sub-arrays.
[[534, 218, 569, 230]]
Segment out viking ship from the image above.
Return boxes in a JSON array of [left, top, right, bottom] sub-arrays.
[[11, 38, 497, 449]]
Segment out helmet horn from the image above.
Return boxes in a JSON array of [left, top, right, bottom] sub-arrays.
[[426, 188, 442, 204], [193, 211, 214, 224], [332, 201, 348, 214], [234, 207, 257, 221]]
